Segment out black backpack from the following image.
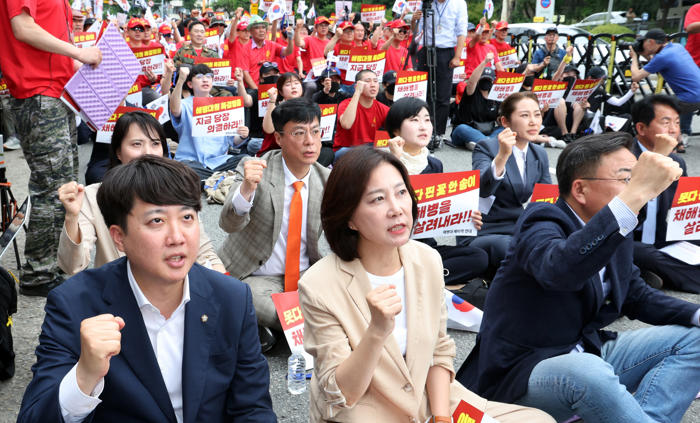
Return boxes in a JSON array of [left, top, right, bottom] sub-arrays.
[[0, 266, 17, 380]]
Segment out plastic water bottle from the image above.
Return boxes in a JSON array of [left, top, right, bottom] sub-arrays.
[[287, 352, 306, 394]]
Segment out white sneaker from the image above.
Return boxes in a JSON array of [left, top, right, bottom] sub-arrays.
[[3, 135, 20, 151], [466, 141, 476, 151], [547, 137, 567, 149], [681, 134, 689, 147]]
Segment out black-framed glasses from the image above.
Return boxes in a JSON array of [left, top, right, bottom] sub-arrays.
[[399, 29, 408, 34], [580, 177, 631, 184], [279, 128, 323, 139], [163, 33, 172, 38]]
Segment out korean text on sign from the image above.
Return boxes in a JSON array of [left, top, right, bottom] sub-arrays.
[[666, 177, 700, 241], [345, 48, 386, 82], [532, 78, 568, 109], [192, 97, 245, 137], [487, 71, 525, 102], [394, 71, 428, 102], [319, 104, 337, 142], [565, 78, 602, 103]]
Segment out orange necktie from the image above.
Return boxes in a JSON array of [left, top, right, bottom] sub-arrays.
[[285, 181, 304, 292]]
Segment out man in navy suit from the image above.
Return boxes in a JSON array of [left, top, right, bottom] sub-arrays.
[[630, 95, 700, 293], [18, 156, 276, 423], [457, 133, 700, 422]]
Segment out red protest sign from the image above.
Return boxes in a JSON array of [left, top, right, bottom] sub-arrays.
[[565, 78, 602, 103], [487, 71, 525, 102], [394, 71, 428, 101], [360, 4, 386, 22], [667, 177, 700, 241], [373, 130, 391, 148], [193, 57, 232, 87], [345, 48, 386, 82], [530, 183, 559, 204], [452, 399, 484, 423], [257, 83, 276, 117], [319, 104, 337, 142], [532, 78, 568, 108], [97, 106, 161, 143]]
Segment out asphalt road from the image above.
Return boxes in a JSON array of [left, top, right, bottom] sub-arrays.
[[0, 133, 698, 422]]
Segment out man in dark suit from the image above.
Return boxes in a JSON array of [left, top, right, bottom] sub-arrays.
[[219, 98, 330, 349], [18, 156, 276, 423], [630, 95, 700, 293], [457, 133, 700, 422]]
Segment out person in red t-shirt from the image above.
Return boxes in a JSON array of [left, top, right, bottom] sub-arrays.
[[225, 8, 251, 71], [324, 21, 361, 85], [334, 70, 389, 160], [244, 15, 293, 90], [464, 20, 504, 77], [274, 22, 303, 75], [490, 21, 515, 55], [294, 16, 331, 77], [684, 4, 700, 67], [380, 20, 412, 72], [0, 0, 102, 295]]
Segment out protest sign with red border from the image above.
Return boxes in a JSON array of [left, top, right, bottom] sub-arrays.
[[530, 183, 559, 204], [452, 399, 484, 423], [565, 78, 602, 103], [335, 0, 353, 17], [271, 291, 314, 369], [410, 171, 480, 238], [487, 71, 525, 102], [532, 78, 568, 108], [319, 104, 337, 142], [257, 84, 276, 118], [193, 57, 232, 87], [373, 130, 390, 148], [132, 45, 165, 76], [74, 31, 98, 48], [360, 4, 385, 22], [125, 83, 143, 107], [497, 47, 519, 68], [192, 97, 245, 137], [311, 57, 327, 77], [666, 177, 700, 241], [345, 48, 386, 82], [97, 106, 161, 143], [452, 58, 467, 84], [394, 71, 427, 101], [0, 79, 8, 98], [334, 44, 355, 70]]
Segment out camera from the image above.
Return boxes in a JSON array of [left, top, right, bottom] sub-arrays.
[[618, 39, 644, 54]]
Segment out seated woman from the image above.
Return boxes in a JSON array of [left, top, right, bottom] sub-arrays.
[[385, 97, 489, 306], [57, 111, 225, 275], [298, 146, 554, 422], [458, 92, 552, 273]]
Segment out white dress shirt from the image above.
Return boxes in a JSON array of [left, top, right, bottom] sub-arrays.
[[416, 0, 468, 48], [489, 143, 528, 183], [58, 261, 190, 423], [637, 141, 658, 244], [367, 268, 407, 356], [231, 158, 311, 276]]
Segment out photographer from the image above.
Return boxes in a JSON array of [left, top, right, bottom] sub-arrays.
[[630, 29, 700, 152]]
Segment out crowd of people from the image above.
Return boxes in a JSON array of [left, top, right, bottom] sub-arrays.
[[1, 1, 700, 422]]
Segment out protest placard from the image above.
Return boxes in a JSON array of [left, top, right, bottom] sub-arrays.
[[144, 95, 171, 125], [531, 78, 568, 109], [271, 291, 314, 370], [529, 183, 559, 204], [360, 4, 386, 22], [394, 70, 427, 101], [74, 31, 97, 48], [335, 0, 353, 18], [260, 0, 274, 11], [257, 84, 276, 117], [373, 130, 391, 148], [497, 47, 519, 68], [319, 104, 337, 142], [345, 48, 386, 82], [452, 58, 467, 84], [0, 79, 8, 98], [96, 106, 161, 143], [193, 57, 232, 87], [410, 171, 480, 238], [132, 45, 165, 76], [192, 97, 245, 137], [453, 400, 484, 423], [565, 78, 602, 103], [310, 57, 327, 77], [666, 177, 700, 241], [334, 44, 355, 70], [408, 0, 422, 11], [125, 83, 143, 107], [487, 71, 525, 101]]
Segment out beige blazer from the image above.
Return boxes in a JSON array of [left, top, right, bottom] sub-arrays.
[[298, 240, 486, 422], [57, 183, 224, 275]]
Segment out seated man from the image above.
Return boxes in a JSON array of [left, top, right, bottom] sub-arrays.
[[18, 156, 275, 423], [630, 95, 700, 293], [334, 69, 389, 161], [219, 98, 330, 350], [457, 132, 700, 422]]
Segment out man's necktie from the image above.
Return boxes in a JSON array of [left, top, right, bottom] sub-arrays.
[[285, 181, 304, 292]]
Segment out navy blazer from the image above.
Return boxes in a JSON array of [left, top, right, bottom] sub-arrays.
[[456, 199, 699, 403], [18, 258, 276, 423], [631, 141, 688, 248], [473, 137, 551, 236]]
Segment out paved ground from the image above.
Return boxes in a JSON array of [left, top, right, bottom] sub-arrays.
[[0, 132, 698, 422]]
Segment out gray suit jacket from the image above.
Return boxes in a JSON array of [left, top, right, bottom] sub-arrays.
[[218, 150, 330, 279]]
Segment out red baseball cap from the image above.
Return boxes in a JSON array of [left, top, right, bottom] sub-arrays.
[[127, 18, 144, 29], [159, 24, 172, 34], [338, 21, 353, 31], [495, 21, 508, 30], [237, 20, 249, 30], [315, 16, 331, 26], [388, 19, 410, 29]]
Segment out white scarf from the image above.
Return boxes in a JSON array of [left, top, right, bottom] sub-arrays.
[[401, 147, 430, 175]]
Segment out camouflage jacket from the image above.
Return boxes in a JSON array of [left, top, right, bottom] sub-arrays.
[[173, 44, 219, 67]]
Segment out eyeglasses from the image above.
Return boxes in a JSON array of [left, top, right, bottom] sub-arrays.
[[193, 73, 214, 80], [580, 177, 631, 184], [130, 26, 146, 32], [398, 29, 408, 34], [279, 128, 323, 139], [163, 33, 172, 38]]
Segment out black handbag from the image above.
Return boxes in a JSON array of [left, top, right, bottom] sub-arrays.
[[471, 121, 497, 136]]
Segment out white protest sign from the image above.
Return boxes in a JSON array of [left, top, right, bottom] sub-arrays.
[[257, 84, 276, 118], [319, 104, 337, 142], [133, 45, 165, 75], [345, 48, 386, 82], [96, 107, 161, 143], [193, 57, 232, 87], [531, 78, 568, 109], [497, 47, 519, 68], [666, 177, 700, 241], [487, 71, 525, 101], [360, 4, 386, 23], [335, 0, 352, 18], [192, 97, 245, 137], [565, 78, 602, 103], [393, 70, 427, 101]]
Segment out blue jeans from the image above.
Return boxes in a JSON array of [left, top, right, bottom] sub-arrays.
[[516, 325, 700, 423], [680, 112, 693, 136], [450, 124, 503, 147]]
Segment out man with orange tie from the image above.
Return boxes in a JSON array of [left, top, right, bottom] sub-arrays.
[[219, 98, 330, 351]]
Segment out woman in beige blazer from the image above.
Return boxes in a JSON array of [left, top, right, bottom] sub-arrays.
[[299, 146, 553, 423], [57, 111, 224, 275]]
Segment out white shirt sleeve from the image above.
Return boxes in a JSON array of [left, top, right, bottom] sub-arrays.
[[608, 196, 639, 236], [606, 89, 635, 107], [59, 363, 104, 423], [231, 185, 256, 215], [490, 159, 506, 180]]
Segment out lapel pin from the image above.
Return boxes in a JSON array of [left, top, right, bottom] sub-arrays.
[[201, 314, 208, 323]]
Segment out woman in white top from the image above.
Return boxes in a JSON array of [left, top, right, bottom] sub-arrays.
[[57, 111, 225, 275]]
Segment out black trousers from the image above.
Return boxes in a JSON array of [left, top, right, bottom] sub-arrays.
[[633, 242, 700, 294], [417, 46, 455, 136]]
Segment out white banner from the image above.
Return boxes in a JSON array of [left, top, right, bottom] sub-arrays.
[[192, 97, 245, 137]]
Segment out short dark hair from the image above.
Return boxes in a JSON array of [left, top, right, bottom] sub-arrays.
[[188, 20, 205, 32], [556, 132, 635, 198], [385, 97, 430, 137], [110, 111, 169, 168], [275, 72, 304, 104], [499, 91, 540, 121], [322, 145, 418, 262], [185, 63, 213, 94], [97, 155, 202, 232], [355, 68, 376, 82], [271, 97, 321, 132], [631, 94, 681, 126]]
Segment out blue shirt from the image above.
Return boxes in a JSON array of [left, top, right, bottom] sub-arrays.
[[171, 96, 236, 170], [644, 43, 700, 103], [531, 45, 566, 64], [417, 0, 468, 49]]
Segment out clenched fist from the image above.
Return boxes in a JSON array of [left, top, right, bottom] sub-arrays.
[[240, 159, 267, 201], [76, 314, 125, 395]]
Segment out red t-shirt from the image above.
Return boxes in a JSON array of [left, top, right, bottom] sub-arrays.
[[257, 131, 280, 156], [276, 37, 300, 74], [0, 0, 74, 99], [384, 44, 412, 72], [490, 39, 512, 54], [225, 36, 251, 71], [304, 35, 330, 63], [247, 40, 284, 86], [686, 4, 700, 67], [465, 41, 500, 78], [333, 98, 389, 150]]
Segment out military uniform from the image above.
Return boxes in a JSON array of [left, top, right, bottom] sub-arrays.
[[172, 44, 219, 67]]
